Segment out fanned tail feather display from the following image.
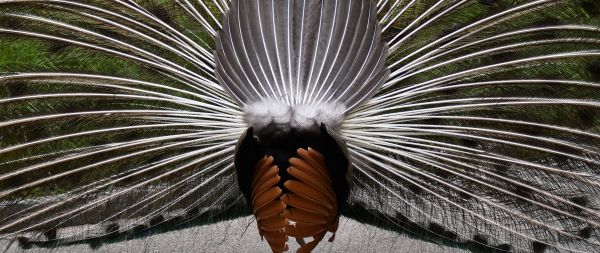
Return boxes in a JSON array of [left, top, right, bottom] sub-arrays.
[[1, 0, 600, 252]]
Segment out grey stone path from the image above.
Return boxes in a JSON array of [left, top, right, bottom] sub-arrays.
[[5, 216, 467, 253]]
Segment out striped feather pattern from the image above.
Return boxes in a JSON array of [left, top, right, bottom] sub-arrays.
[[0, 1, 599, 252]]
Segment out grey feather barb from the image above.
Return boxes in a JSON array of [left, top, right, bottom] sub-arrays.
[[0, 0, 599, 252], [216, 0, 389, 136]]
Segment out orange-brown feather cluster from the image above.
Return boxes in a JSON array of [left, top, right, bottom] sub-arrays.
[[251, 148, 339, 253]]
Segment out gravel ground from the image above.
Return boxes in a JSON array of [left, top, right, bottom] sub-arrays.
[[4, 216, 468, 253]]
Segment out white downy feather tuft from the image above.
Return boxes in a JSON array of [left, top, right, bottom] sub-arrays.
[[244, 101, 346, 136]]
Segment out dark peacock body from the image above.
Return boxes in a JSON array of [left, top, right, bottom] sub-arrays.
[[1, 0, 600, 252]]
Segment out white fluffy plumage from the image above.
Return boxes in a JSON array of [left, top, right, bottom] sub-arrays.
[[245, 101, 346, 136]]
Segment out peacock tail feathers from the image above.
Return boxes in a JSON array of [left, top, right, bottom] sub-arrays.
[[0, 0, 599, 252]]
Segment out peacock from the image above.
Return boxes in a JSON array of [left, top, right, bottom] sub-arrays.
[[1, 0, 600, 252]]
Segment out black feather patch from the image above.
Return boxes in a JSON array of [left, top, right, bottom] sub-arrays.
[[43, 228, 57, 240], [579, 226, 594, 239], [383, 26, 403, 42], [129, 224, 148, 235], [496, 243, 512, 252], [534, 16, 563, 27], [570, 196, 588, 213], [434, 168, 452, 179], [576, 107, 599, 128], [3, 174, 25, 189], [532, 241, 549, 253], [46, 42, 69, 53], [472, 234, 489, 245], [105, 222, 120, 236], [233, 127, 264, 210], [512, 185, 533, 199], [438, 24, 462, 42], [88, 238, 102, 249], [393, 212, 411, 226], [0, 16, 23, 30], [164, 216, 184, 227], [428, 222, 446, 236], [458, 190, 473, 201], [428, 223, 459, 241], [444, 231, 458, 241], [461, 138, 479, 148], [582, 0, 600, 17], [17, 236, 32, 249], [588, 62, 600, 81], [407, 183, 424, 195], [147, 5, 173, 24], [6, 82, 27, 97], [492, 163, 509, 176], [422, 117, 443, 126], [186, 207, 200, 218], [491, 51, 518, 63], [478, 0, 497, 7], [149, 215, 165, 227]]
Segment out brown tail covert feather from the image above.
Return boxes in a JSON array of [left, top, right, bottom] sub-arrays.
[[251, 148, 339, 253]]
